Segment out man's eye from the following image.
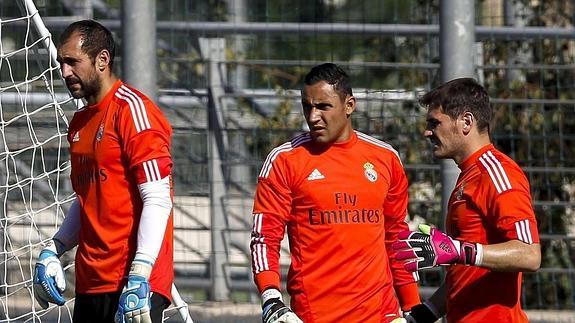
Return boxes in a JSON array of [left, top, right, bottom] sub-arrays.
[[302, 104, 311, 111], [427, 120, 439, 129]]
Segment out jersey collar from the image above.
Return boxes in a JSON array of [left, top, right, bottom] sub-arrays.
[[459, 143, 494, 172]]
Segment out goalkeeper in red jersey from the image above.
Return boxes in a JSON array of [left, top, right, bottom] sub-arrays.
[[32, 20, 174, 323], [250, 63, 420, 323], [392, 78, 541, 323]]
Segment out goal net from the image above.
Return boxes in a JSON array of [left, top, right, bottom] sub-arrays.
[[1, 0, 77, 321], [1, 2, 194, 322]]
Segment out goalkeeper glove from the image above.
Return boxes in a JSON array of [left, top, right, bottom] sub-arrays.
[[33, 240, 66, 309], [261, 288, 302, 323], [404, 302, 440, 323], [115, 253, 153, 323], [392, 224, 482, 272]]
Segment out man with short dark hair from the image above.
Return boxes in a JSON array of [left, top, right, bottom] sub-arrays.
[[393, 78, 541, 323], [32, 20, 174, 323], [250, 63, 420, 323]]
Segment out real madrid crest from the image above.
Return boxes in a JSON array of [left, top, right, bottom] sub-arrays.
[[96, 123, 104, 142], [363, 162, 378, 182], [455, 181, 465, 201]]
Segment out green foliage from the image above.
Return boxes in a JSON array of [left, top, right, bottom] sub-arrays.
[[157, 0, 227, 21]]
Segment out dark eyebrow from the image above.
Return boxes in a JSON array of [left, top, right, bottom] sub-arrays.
[[301, 100, 333, 108], [59, 56, 80, 64]]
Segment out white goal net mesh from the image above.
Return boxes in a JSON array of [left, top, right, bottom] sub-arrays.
[[0, 2, 193, 323], [1, 1, 77, 321]]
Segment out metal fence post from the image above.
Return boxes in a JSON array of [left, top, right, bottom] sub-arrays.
[[199, 38, 231, 301], [439, 0, 475, 225], [122, 0, 157, 100]]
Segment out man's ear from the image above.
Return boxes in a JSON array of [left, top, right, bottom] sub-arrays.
[[461, 111, 474, 134], [96, 49, 111, 71], [345, 95, 356, 116]]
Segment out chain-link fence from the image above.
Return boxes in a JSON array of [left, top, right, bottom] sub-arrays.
[[2, 0, 575, 321]]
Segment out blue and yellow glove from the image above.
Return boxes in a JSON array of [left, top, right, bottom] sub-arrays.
[[115, 253, 153, 323]]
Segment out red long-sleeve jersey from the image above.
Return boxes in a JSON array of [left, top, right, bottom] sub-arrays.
[[251, 131, 419, 323], [446, 144, 540, 322]]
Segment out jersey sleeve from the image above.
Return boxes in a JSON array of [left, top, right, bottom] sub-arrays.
[[383, 154, 420, 310], [487, 189, 540, 244], [480, 166, 540, 244], [115, 86, 173, 184], [251, 153, 292, 293]]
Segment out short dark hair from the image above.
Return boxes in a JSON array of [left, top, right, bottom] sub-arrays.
[[419, 77, 491, 133], [59, 20, 116, 68], [304, 63, 353, 100]]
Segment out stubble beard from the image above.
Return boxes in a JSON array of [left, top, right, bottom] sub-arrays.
[[431, 140, 449, 159], [68, 72, 101, 101]]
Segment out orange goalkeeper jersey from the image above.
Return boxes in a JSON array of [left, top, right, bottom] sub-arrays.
[[67, 80, 174, 300], [446, 144, 539, 323], [251, 131, 419, 323]]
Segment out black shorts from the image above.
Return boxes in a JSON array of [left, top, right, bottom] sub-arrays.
[[73, 292, 170, 323]]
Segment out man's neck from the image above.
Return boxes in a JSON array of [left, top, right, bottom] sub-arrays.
[[86, 74, 118, 106], [455, 133, 491, 165]]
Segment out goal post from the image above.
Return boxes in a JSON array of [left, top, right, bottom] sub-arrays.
[[1, 1, 193, 322]]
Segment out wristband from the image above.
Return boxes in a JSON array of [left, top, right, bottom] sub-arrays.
[[262, 288, 283, 304], [475, 243, 483, 266]]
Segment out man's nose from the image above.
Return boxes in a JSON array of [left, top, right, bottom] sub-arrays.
[[61, 64, 73, 78], [308, 107, 321, 121]]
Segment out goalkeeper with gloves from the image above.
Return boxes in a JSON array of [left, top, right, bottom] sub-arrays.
[[33, 20, 174, 323], [251, 63, 420, 323], [392, 78, 540, 323]]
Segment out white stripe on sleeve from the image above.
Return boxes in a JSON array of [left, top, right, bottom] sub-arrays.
[[251, 213, 270, 273], [515, 219, 533, 244], [524, 220, 533, 244], [143, 160, 152, 182], [515, 221, 524, 242]]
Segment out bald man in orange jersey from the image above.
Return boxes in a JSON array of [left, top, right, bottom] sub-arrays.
[[251, 63, 420, 323], [393, 78, 540, 323], [32, 20, 173, 323]]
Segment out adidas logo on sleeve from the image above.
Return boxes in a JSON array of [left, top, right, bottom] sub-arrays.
[[307, 168, 325, 180]]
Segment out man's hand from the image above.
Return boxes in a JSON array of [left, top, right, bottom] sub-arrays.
[[115, 254, 153, 323], [392, 224, 482, 271], [405, 303, 440, 323], [33, 243, 66, 309], [261, 288, 302, 323]]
